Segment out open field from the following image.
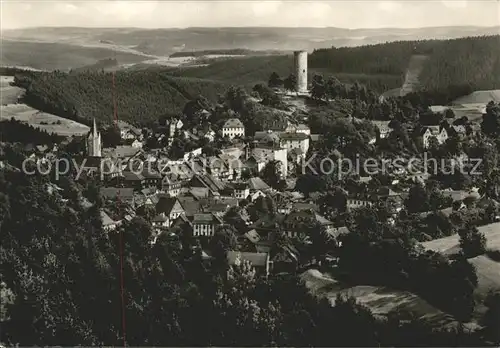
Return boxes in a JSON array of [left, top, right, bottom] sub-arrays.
[[421, 222, 500, 320], [452, 89, 500, 105], [1, 39, 150, 71], [301, 269, 457, 328], [0, 103, 89, 136], [421, 222, 500, 255], [1, 76, 24, 104], [470, 255, 500, 318]]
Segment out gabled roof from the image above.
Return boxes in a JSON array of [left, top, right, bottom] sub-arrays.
[[122, 171, 145, 181], [328, 226, 350, 238], [280, 132, 309, 141], [310, 134, 322, 142], [193, 213, 223, 224], [100, 187, 134, 201], [156, 196, 184, 215], [223, 118, 245, 129], [247, 177, 270, 191], [284, 209, 332, 227], [177, 196, 202, 217], [101, 210, 116, 226]]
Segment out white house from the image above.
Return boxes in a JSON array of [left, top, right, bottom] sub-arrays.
[[168, 118, 184, 137], [101, 211, 119, 231], [372, 121, 392, 140], [153, 197, 185, 228], [296, 124, 311, 136], [131, 139, 143, 148], [222, 118, 245, 139], [233, 182, 250, 200], [252, 145, 288, 178], [421, 126, 448, 149], [347, 198, 373, 210], [279, 132, 310, 157]]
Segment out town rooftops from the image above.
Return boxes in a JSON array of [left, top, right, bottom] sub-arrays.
[[100, 187, 134, 201], [223, 118, 245, 129], [156, 196, 184, 215], [279, 132, 309, 141], [244, 229, 261, 244], [102, 145, 141, 159], [100, 210, 116, 226], [192, 213, 223, 224]]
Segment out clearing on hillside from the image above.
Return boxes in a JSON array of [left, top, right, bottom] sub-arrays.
[[1, 76, 24, 105], [421, 222, 500, 320], [300, 269, 457, 328], [421, 222, 500, 255], [400, 55, 429, 96], [452, 90, 500, 105]]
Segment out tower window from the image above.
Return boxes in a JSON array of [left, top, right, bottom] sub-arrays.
[[302, 69, 305, 73]]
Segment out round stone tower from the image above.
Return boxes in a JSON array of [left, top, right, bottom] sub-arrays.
[[293, 50, 308, 93]]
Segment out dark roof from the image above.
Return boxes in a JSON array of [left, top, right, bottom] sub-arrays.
[[280, 132, 308, 141], [156, 196, 184, 215], [193, 213, 223, 224], [247, 177, 270, 191], [223, 118, 245, 129], [177, 196, 202, 217], [100, 187, 134, 200]]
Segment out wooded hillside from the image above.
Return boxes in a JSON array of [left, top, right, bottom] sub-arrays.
[[170, 35, 500, 94], [13, 70, 232, 126]]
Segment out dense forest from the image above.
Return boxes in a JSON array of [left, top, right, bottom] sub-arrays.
[[419, 35, 500, 91], [12, 70, 232, 126], [169, 55, 402, 93], [171, 35, 500, 95], [0, 119, 63, 145]]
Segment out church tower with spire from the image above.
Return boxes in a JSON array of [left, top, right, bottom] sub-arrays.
[[87, 118, 102, 157]]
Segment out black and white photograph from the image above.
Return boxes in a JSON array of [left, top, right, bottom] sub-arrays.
[[1, 0, 499, 346]]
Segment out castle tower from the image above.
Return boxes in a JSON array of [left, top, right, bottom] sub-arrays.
[[87, 118, 102, 157], [293, 50, 308, 93]]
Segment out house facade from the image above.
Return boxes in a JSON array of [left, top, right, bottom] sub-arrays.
[[279, 132, 310, 157], [422, 126, 448, 149], [153, 197, 185, 228], [192, 213, 224, 237]]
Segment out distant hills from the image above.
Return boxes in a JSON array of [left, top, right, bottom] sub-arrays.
[[1, 26, 499, 71]]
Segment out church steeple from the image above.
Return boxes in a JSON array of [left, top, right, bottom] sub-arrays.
[[87, 118, 102, 157]]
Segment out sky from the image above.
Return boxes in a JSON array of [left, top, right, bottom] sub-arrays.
[[1, 0, 499, 30]]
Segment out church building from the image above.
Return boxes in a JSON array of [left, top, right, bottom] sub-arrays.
[[87, 118, 102, 158]]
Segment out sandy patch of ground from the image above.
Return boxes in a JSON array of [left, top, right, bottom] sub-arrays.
[[400, 55, 429, 96]]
